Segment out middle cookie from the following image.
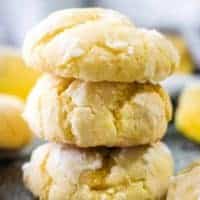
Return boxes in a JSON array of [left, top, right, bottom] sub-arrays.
[[24, 74, 172, 147]]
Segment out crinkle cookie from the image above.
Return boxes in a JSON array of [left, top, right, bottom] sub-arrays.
[[22, 8, 179, 82], [0, 95, 32, 149], [23, 142, 173, 200], [23, 74, 172, 147], [167, 161, 200, 200]]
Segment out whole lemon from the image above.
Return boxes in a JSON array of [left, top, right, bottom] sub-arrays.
[[176, 84, 200, 142], [0, 46, 40, 99], [0, 94, 32, 149]]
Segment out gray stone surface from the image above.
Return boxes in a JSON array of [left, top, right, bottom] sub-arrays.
[[0, 160, 35, 200], [0, 139, 42, 199], [165, 125, 200, 173]]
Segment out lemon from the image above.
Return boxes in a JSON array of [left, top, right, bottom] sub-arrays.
[[176, 84, 200, 142], [0, 94, 32, 149], [167, 35, 193, 74], [0, 46, 40, 99]]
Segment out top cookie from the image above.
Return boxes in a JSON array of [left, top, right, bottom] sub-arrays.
[[23, 8, 179, 82]]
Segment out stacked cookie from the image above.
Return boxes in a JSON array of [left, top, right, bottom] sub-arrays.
[[167, 161, 200, 200], [22, 8, 178, 200]]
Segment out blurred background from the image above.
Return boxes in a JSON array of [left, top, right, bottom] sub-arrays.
[[1, 0, 200, 166], [0, 0, 200, 46], [1, 0, 200, 198], [1, 0, 200, 161], [0, 0, 199, 43]]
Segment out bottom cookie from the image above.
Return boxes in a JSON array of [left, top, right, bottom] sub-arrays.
[[23, 142, 173, 200]]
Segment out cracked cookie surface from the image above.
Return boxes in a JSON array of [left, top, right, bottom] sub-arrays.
[[22, 8, 179, 82], [167, 161, 200, 200], [23, 142, 173, 200], [23, 74, 172, 147]]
